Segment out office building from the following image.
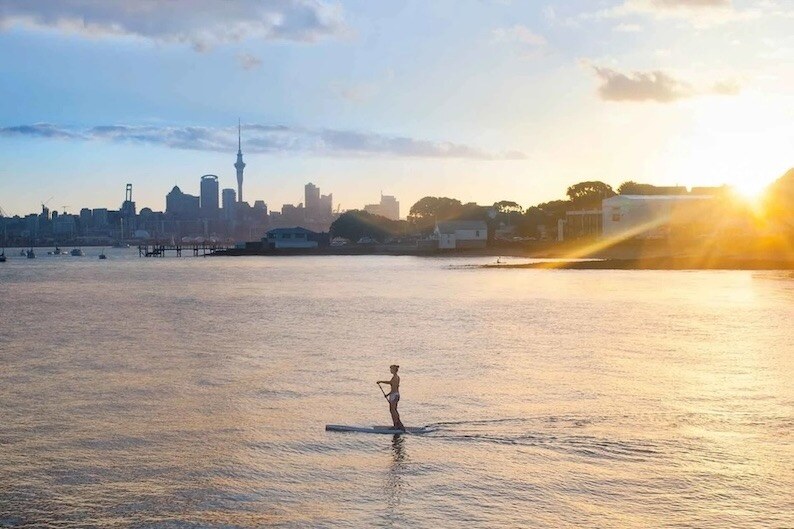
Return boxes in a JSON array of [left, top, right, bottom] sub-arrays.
[[222, 188, 236, 221], [166, 185, 200, 219], [200, 175, 220, 219]]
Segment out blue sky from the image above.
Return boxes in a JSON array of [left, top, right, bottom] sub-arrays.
[[1, 0, 792, 216]]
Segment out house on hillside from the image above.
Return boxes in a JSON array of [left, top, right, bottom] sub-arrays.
[[434, 220, 488, 249]]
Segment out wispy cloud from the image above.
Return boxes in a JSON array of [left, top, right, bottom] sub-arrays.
[[590, 66, 740, 102], [330, 81, 378, 103], [0, 0, 348, 50], [0, 123, 526, 160], [614, 23, 643, 32], [599, 0, 760, 28], [492, 24, 547, 57]]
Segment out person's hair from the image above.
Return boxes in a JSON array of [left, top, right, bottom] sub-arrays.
[[390, 364, 399, 370]]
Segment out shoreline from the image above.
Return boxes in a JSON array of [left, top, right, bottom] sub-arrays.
[[482, 257, 794, 271]]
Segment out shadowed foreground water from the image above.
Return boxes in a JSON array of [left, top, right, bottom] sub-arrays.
[[1, 252, 792, 528]]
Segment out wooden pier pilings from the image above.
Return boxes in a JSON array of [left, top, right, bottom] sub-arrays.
[[137, 243, 231, 257]]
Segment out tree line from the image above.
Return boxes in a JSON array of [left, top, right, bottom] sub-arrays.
[[329, 172, 794, 242]]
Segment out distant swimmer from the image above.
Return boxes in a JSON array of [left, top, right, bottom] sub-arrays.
[[377, 365, 405, 431]]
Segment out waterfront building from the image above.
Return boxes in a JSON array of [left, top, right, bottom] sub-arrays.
[[92, 208, 109, 227], [434, 220, 488, 249], [234, 119, 246, 203], [264, 227, 320, 249], [200, 175, 220, 219], [79, 208, 92, 228], [601, 195, 716, 240], [364, 193, 400, 220], [559, 210, 603, 241], [52, 214, 77, 237]]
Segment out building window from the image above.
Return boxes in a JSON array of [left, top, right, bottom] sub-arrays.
[[283, 234, 291, 239]]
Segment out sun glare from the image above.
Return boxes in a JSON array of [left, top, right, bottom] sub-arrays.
[[732, 178, 767, 202]]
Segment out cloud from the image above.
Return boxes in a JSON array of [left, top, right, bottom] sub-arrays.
[[0, 123, 526, 160], [590, 0, 762, 28], [0, 0, 347, 50], [711, 79, 740, 95], [492, 24, 547, 47], [590, 66, 741, 102], [237, 53, 262, 70], [492, 24, 547, 57], [614, 23, 643, 32], [0, 123, 86, 140], [330, 82, 378, 103]]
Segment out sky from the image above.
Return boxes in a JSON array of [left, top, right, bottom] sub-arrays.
[[0, 0, 792, 217]]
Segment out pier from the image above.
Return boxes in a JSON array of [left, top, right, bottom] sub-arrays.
[[138, 243, 232, 257]]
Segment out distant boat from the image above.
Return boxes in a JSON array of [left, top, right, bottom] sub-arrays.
[[70, 248, 84, 257], [53, 246, 63, 255], [98, 250, 107, 260], [26, 249, 36, 259], [20, 249, 26, 256], [0, 251, 6, 263]]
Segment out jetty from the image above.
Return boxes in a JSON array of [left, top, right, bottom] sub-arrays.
[[138, 243, 232, 258]]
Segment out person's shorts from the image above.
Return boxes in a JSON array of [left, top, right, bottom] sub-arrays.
[[388, 392, 400, 404]]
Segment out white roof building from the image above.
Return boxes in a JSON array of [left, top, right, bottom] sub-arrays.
[[434, 220, 488, 249]]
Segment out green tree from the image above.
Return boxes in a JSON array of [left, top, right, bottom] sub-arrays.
[[618, 181, 669, 195], [330, 210, 405, 242], [516, 200, 571, 238], [566, 181, 615, 209], [493, 200, 523, 214], [408, 197, 464, 222]]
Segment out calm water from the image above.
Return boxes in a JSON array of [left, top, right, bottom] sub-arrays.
[[1, 251, 792, 528]]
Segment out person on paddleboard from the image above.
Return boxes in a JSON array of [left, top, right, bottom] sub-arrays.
[[377, 365, 405, 431]]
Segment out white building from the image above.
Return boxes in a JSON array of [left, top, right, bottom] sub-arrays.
[[264, 227, 319, 249], [434, 220, 488, 249], [602, 195, 714, 240]]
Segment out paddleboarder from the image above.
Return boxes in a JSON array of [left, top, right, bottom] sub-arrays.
[[377, 365, 405, 431]]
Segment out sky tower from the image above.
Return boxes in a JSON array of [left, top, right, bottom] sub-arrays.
[[234, 118, 246, 203]]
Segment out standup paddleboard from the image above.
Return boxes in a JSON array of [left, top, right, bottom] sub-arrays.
[[325, 425, 428, 435]]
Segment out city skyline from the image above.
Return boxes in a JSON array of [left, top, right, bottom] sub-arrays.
[[1, 1, 793, 216]]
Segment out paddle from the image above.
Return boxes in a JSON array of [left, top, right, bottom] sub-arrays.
[[376, 382, 389, 400]]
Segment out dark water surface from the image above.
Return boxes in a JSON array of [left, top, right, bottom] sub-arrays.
[[1, 251, 792, 528]]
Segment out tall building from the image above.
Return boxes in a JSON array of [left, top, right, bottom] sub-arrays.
[[92, 208, 109, 227], [319, 193, 333, 217], [166, 185, 200, 219], [305, 183, 320, 212], [364, 193, 400, 220], [234, 119, 246, 203], [120, 183, 136, 218], [200, 175, 220, 219], [222, 188, 236, 221]]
